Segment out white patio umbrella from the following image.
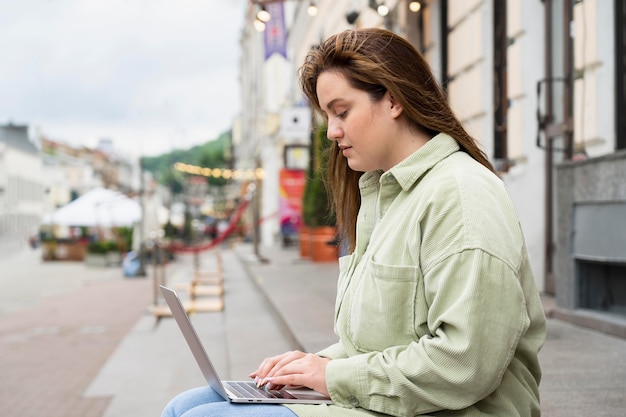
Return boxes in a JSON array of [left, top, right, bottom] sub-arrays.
[[42, 187, 141, 228]]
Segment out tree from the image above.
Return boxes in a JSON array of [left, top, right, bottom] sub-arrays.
[[141, 130, 233, 192]]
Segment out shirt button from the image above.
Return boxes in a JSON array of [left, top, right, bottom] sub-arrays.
[[348, 396, 359, 407]]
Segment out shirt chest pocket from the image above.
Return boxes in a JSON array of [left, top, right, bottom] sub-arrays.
[[349, 260, 424, 352]]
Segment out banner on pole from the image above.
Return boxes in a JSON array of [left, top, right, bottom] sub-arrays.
[[264, 2, 287, 60]]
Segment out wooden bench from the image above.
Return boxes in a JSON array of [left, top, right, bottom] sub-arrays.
[[152, 249, 225, 323]]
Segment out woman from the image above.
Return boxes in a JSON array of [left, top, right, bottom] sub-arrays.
[[162, 27, 546, 417]]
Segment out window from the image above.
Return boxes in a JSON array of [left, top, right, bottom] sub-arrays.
[[616, 0, 626, 149], [493, 0, 508, 163]]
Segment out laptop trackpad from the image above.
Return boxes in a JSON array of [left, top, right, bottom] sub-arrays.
[[284, 388, 331, 400]]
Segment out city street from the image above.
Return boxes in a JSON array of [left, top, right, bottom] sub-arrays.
[[2, 1, 625, 417], [0, 242, 625, 417], [0, 244, 153, 417]]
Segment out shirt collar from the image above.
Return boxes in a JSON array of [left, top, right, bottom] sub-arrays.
[[360, 133, 461, 192]]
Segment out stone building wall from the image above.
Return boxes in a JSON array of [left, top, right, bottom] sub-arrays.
[[555, 151, 626, 337]]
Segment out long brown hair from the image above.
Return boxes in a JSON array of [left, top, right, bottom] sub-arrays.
[[298, 28, 495, 253]]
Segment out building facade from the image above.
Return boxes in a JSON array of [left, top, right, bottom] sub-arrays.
[[238, 0, 626, 334], [0, 123, 45, 248]]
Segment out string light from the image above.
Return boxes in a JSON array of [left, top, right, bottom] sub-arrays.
[[377, 3, 389, 16], [409, 1, 421, 13], [307, 1, 318, 16], [256, 5, 271, 22], [251, 1, 318, 30], [253, 18, 266, 32], [174, 162, 265, 180]]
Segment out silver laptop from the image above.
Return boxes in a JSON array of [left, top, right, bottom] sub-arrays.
[[159, 285, 333, 404]]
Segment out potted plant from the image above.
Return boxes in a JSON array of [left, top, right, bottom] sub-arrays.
[[105, 240, 122, 266], [85, 240, 109, 267], [301, 125, 338, 262], [40, 229, 58, 261]]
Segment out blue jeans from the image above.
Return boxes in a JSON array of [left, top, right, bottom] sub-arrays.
[[161, 387, 298, 417]]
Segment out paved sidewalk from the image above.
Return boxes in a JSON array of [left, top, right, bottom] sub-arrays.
[[240, 243, 626, 417], [0, 249, 152, 417], [1, 242, 625, 417], [84, 248, 298, 417]]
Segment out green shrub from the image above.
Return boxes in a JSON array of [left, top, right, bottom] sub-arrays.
[[302, 125, 335, 227], [105, 240, 119, 252], [87, 241, 109, 254], [117, 227, 133, 252]]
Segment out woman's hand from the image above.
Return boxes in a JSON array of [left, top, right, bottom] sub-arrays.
[[249, 350, 330, 396]]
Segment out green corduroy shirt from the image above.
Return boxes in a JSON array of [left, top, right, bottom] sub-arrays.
[[288, 133, 546, 417]]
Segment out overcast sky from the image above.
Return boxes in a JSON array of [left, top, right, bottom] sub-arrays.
[[0, 0, 246, 157]]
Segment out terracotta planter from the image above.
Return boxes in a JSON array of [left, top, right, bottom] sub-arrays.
[[42, 240, 86, 261], [299, 225, 311, 258], [310, 226, 338, 262]]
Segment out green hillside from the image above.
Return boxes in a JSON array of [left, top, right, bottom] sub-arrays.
[[140, 130, 233, 193]]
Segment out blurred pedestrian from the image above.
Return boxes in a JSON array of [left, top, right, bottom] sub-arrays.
[[162, 27, 546, 417], [28, 234, 39, 249]]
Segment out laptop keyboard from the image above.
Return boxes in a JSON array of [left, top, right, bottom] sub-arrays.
[[227, 381, 278, 398]]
